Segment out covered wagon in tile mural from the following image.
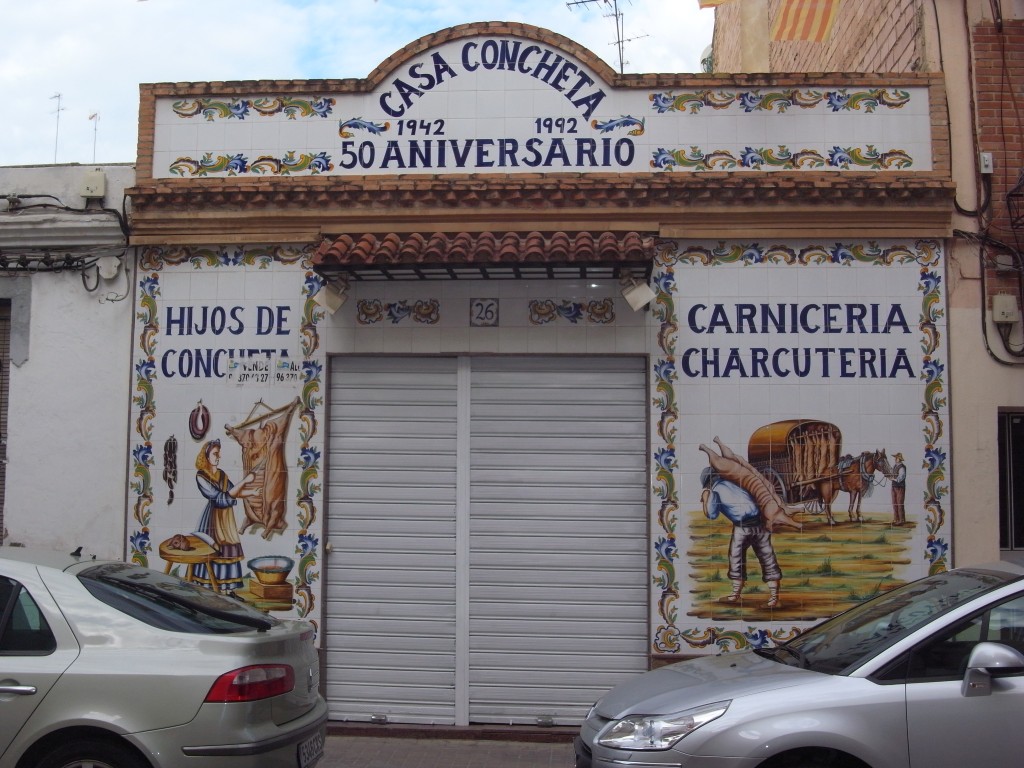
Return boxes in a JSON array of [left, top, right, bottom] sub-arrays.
[[747, 419, 892, 527]]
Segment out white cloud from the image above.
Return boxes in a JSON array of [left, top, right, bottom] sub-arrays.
[[0, 0, 712, 166]]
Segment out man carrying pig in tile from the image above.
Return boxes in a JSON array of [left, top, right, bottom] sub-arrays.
[[700, 437, 801, 610]]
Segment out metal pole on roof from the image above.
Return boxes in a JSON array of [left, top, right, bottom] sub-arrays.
[[50, 93, 65, 163], [89, 113, 99, 163]]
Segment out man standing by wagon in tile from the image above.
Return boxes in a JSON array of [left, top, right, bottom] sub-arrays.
[[890, 452, 907, 525]]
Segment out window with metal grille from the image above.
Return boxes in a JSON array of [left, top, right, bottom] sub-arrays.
[[999, 411, 1024, 551], [0, 301, 8, 544]]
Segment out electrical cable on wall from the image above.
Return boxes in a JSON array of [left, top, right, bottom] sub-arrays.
[[0, 192, 129, 291], [944, 0, 1024, 365], [930, 0, 991, 220], [1, 194, 128, 237], [955, 228, 1024, 363]]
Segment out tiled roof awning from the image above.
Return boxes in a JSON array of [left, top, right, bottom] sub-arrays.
[[312, 231, 655, 281]]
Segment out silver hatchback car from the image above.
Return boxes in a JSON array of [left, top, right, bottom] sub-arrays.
[[575, 563, 1024, 768], [0, 549, 327, 768]]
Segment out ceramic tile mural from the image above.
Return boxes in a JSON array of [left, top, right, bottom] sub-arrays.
[[125, 236, 951, 661], [528, 298, 616, 324], [350, 297, 619, 325], [649, 239, 949, 655], [342, 279, 644, 356], [127, 262, 641, 622], [355, 299, 441, 325], [129, 245, 327, 622], [150, 35, 932, 178]]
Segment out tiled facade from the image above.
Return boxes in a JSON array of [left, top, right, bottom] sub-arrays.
[[126, 22, 955, 666]]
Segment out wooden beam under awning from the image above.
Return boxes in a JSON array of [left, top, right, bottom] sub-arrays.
[[126, 171, 956, 245], [127, 202, 953, 246]]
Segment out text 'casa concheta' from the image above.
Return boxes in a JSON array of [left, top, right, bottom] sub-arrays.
[[378, 39, 607, 119]]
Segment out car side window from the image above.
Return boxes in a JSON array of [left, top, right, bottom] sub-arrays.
[[0, 576, 57, 654], [988, 595, 1024, 654], [887, 594, 1024, 683]]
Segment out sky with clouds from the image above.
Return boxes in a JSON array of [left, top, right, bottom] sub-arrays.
[[0, 0, 714, 168]]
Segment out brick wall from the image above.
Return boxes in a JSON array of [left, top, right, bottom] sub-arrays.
[[711, 3, 743, 73], [974, 20, 1024, 317], [974, 20, 1024, 239], [772, 0, 922, 72], [712, 0, 923, 73]]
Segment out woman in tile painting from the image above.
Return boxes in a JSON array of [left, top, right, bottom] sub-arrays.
[[192, 439, 257, 592]]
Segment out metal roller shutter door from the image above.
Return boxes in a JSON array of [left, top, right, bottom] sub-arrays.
[[325, 355, 648, 726], [325, 357, 459, 724], [468, 356, 649, 725]]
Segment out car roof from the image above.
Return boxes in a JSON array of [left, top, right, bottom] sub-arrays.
[[0, 547, 112, 572], [965, 560, 1024, 577]]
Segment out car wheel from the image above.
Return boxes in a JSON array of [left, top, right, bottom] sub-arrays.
[[33, 738, 148, 768]]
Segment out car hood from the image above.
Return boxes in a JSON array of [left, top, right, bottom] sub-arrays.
[[596, 650, 818, 719]]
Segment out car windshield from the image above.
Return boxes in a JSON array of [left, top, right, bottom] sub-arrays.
[[771, 569, 1018, 675], [79, 562, 280, 633]]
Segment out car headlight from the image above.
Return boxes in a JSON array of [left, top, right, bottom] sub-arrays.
[[598, 701, 730, 750]]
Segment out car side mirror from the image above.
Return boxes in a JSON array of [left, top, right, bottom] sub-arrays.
[[961, 642, 1024, 698]]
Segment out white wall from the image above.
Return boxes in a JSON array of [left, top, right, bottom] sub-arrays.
[[948, 303, 1024, 567], [0, 164, 135, 558]]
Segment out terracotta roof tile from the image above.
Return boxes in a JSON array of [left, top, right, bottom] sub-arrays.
[[312, 231, 654, 281], [127, 172, 956, 215]]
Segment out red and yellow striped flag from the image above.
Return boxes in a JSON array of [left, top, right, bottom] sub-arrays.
[[770, 0, 840, 42]]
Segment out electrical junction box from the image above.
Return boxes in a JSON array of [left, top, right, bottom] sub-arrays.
[[992, 293, 1021, 324], [80, 169, 106, 199]]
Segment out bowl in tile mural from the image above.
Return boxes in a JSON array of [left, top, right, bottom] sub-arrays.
[[248, 556, 295, 585]]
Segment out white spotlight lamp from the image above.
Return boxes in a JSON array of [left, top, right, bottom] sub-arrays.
[[313, 281, 348, 314], [620, 270, 656, 312]]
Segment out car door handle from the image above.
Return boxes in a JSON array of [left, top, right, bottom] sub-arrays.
[[0, 685, 37, 695]]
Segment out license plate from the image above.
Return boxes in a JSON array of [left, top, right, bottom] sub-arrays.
[[297, 728, 325, 768]]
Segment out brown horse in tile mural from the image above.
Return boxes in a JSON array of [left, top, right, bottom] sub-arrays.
[[815, 449, 892, 525]]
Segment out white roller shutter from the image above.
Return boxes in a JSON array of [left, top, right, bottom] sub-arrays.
[[325, 355, 648, 726], [325, 357, 459, 724], [468, 357, 649, 724]]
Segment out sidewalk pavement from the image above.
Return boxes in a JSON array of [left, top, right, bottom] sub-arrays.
[[320, 726, 577, 768]]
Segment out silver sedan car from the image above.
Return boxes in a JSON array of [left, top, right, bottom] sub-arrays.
[[1, 549, 327, 768], [575, 562, 1024, 768]]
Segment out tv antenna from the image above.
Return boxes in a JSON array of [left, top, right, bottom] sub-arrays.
[[50, 93, 66, 163], [89, 113, 100, 163], [566, 0, 648, 74]]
